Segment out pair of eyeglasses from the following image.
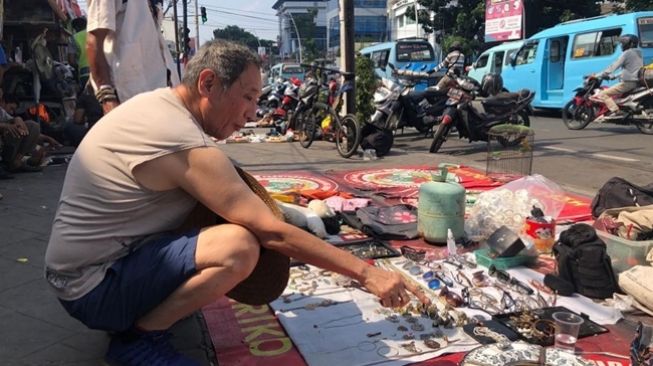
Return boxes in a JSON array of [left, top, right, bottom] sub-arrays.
[[421, 271, 442, 290], [400, 246, 426, 262], [462, 287, 502, 315], [453, 270, 474, 288], [488, 265, 533, 295], [439, 286, 464, 307]]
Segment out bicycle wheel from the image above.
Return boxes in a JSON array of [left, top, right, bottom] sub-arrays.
[[335, 114, 361, 158], [296, 107, 318, 148]]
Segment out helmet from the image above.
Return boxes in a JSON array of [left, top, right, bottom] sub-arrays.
[[619, 34, 639, 51], [481, 73, 504, 97], [449, 41, 462, 52]]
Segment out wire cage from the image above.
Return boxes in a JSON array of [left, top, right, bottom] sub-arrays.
[[486, 125, 534, 181]]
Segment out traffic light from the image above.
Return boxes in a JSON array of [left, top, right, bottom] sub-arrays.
[[201, 6, 207, 24]]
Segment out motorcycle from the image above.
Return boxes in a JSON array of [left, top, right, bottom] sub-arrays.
[[429, 75, 534, 153], [368, 63, 447, 135], [562, 75, 653, 134]]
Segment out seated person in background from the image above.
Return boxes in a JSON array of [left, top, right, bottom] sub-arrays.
[[0, 91, 42, 172], [65, 86, 102, 146]]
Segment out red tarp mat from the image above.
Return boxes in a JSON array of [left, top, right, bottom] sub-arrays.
[[252, 166, 593, 224], [203, 296, 632, 366], [204, 166, 603, 365]]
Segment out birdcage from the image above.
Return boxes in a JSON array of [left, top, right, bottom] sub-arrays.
[[486, 124, 534, 181]]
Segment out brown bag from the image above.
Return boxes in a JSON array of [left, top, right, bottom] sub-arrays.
[[178, 166, 290, 306]]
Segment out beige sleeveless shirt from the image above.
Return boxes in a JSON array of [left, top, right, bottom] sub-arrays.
[[45, 88, 218, 300]]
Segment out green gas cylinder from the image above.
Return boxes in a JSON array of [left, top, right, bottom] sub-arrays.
[[417, 167, 466, 244]]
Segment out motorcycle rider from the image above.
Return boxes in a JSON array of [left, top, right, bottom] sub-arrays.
[[434, 41, 466, 91], [592, 34, 643, 122]]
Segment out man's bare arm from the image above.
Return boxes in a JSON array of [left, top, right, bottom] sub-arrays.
[[133, 147, 430, 307], [87, 29, 120, 113], [86, 29, 112, 87]]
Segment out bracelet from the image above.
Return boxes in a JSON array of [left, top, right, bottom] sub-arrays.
[[95, 85, 118, 104]]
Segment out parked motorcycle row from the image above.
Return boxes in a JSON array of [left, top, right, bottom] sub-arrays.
[[256, 64, 361, 158], [365, 64, 533, 156], [255, 57, 653, 158]]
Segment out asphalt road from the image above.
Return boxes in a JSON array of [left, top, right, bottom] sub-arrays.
[[409, 111, 653, 195], [228, 112, 653, 196]]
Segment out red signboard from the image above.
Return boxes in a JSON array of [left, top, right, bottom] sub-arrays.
[[485, 0, 524, 42]]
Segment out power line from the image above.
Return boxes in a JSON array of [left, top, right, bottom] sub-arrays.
[[204, 8, 278, 23], [200, 4, 277, 17]]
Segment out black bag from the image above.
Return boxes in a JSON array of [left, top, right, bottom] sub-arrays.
[[544, 223, 619, 299], [361, 124, 394, 157], [354, 204, 419, 240], [591, 177, 653, 218]]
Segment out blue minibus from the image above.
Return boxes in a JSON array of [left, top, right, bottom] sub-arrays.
[[501, 11, 653, 109], [360, 38, 441, 90]]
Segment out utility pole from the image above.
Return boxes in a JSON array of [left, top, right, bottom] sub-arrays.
[[414, 0, 419, 37], [339, 0, 355, 115], [182, 0, 189, 56], [172, 0, 181, 79], [194, 0, 200, 50]]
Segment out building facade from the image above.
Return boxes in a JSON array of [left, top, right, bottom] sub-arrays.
[[273, 0, 329, 61], [387, 0, 441, 60], [326, 0, 388, 55]]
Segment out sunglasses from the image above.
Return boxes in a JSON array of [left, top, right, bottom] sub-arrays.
[[439, 286, 464, 308], [488, 265, 533, 295], [400, 246, 426, 262], [632, 322, 653, 366]]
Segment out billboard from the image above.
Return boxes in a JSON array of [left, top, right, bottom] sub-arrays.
[[485, 0, 524, 42]]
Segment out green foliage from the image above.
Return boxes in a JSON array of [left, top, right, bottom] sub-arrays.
[[292, 9, 323, 62], [213, 25, 259, 50], [409, 0, 602, 54], [625, 0, 653, 10], [522, 0, 600, 36], [354, 54, 376, 124]]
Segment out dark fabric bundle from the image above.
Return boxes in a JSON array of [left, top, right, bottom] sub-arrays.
[[544, 223, 619, 299]]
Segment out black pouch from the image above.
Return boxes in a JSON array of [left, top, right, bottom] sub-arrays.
[[544, 223, 619, 299]]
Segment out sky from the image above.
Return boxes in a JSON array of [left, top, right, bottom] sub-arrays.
[[76, 1, 280, 43]]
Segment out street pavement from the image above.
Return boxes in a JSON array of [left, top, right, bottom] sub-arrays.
[[0, 115, 651, 365]]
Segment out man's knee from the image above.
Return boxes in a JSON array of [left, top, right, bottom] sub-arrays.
[[198, 224, 260, 279]]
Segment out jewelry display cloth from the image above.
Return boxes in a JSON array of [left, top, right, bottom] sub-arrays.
[[387, 257, 622, 326], [505, 266, 622, 325], [269, 266, 479, 366]]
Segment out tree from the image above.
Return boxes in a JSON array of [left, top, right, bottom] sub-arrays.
[[408, 0, 602, 56], [407, 0, 486, 57], [624, 0, 653, 10], [354, 54, 375, 125], [291, 8, 322, 62], [521, 0, 600, 37], [213, 25, 259, 50]]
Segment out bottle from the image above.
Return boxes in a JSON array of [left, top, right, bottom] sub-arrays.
[[15, 46, 22, 63], [447, 228, 457, 257]]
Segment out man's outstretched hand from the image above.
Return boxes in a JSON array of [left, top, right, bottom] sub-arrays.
[[360, 266, 431, 308]]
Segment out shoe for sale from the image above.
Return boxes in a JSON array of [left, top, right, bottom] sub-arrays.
[[105, 330, 199, 366]]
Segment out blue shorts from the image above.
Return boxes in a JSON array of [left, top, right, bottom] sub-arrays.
[[60, 229, 199, 332]]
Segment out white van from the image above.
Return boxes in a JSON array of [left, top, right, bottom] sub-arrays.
[[467, 40, 524, 83]]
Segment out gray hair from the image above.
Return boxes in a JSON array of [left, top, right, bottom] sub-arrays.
[[181, 40, 261, 88]]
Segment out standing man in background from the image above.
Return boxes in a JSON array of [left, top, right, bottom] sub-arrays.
[[71, 17, 90, 91], [86, 0, 179, 115]]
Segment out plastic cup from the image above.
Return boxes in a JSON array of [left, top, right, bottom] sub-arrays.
[[553, 311, 584, 353]]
